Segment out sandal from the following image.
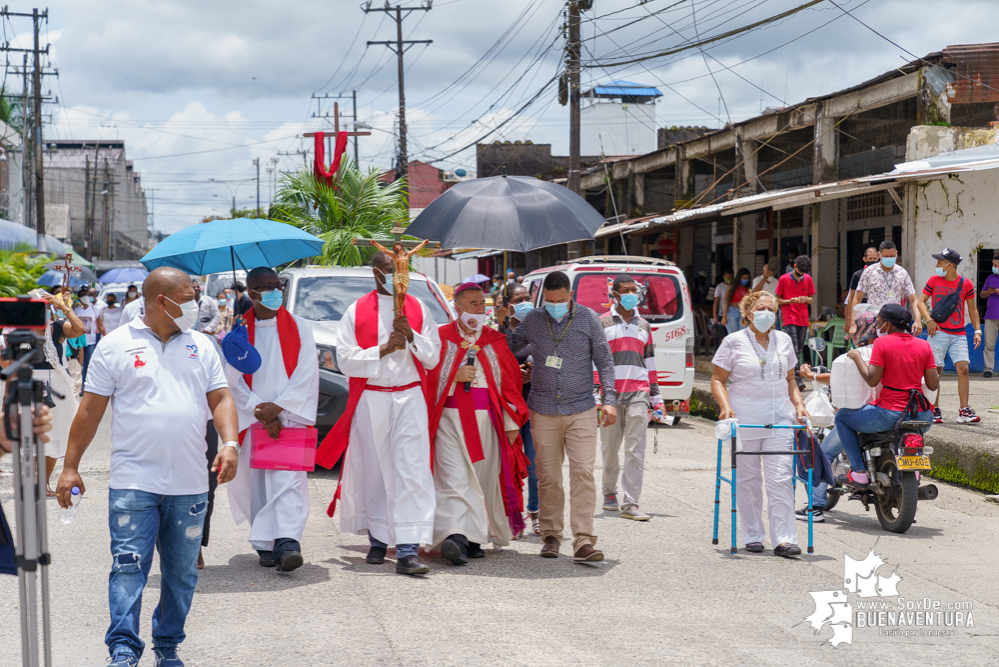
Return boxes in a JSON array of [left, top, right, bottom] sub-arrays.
[[529, 511, 540, 535], [46, 485, 56, 498]]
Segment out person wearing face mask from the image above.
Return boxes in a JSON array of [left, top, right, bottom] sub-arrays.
[[710, 291, 808, 557], [222, 266, 320, 574], [316, 251, 441, 576], [775, 255, 816, 389], [595, 275, 664, 522], [847, 240, 921, 337], [712, 266, 733, 327], [492, 270, 617, 563], [980, 255, 999, 379], [190, 278, 221, 336], [101, 293, 124, 333], [56, 266, 239, 667], [845, 247, 878, 311], [215, 290, 234, 341], [498, 284, 540, 535], [722, 268, 752, 334], [73, 287, 106, 397], [123, 284, 140, 306], [425, 283, 529, 565]]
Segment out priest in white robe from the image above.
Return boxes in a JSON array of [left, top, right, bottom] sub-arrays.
[[316, 251, 441, 576], [225, 266, 319, 573], [426, 283, 529, 565]]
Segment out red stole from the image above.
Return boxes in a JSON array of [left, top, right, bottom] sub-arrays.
[[237, 307, 301, 445], [314, 131, 349, 187], [315, 291, 426, 517]]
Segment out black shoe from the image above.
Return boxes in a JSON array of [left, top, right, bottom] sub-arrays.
[[276, 550, 303, 572], [366, 546, 387, 565], [466, 542, 486, 559], [441, 538, 468, 566], [774, 543, 802, 557], [984, 370, 994, 379], [396, 555, 430, 575], [745, 542, 764, 553], [257, 550, 276, 567], [794, 507, 825, 522]]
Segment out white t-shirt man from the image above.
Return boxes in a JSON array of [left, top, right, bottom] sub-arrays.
[[84, 318, 228, 495], [73, 303, 100, 346]]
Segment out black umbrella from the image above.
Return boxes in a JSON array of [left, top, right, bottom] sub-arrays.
[[406, 174, 606, 252], [44, 261, 97, 283]]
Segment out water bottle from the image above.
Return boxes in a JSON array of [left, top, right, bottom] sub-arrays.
[[58, 487, 81, 524]]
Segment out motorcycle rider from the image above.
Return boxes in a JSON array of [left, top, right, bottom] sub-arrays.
[[834, 303, 938, 489]]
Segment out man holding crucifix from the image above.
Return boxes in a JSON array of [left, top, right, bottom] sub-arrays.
[[316, 251, 441, 575]]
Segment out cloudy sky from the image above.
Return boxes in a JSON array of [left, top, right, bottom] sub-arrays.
[[22, 0, 997, 233]]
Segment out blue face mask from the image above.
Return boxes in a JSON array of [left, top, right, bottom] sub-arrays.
[[934, 267, 946, 278], [993, 266, 999, 275], [740, 278, 750, 286], [544, 301, 569, 320], [880, 256, 896, 269], [259, 290, 283, 310], [513, 302, 534, 319], [618, 293, 640, 310]]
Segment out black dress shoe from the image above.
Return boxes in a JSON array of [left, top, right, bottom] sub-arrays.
[[466, 542, 486, 559], [257, 550, 276, 567], [276, 550, 304, 572], [441, 538, 468, 566], [366, 546, 387, 565], [396, 555, 430, 575], [774, 543, 802, 558], [744, 542, 764, 553]]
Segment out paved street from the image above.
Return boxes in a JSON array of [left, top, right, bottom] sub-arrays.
[[3, 412, 999, 666]]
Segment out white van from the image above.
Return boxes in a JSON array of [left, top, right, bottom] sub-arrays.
[[522, 256, 694, 420]]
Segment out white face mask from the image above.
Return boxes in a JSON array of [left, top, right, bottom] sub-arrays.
[[459, 310, 486, 331], [164, 296, 199, 332], [79, 295, 90, 305], [751, 309, 776, 332]]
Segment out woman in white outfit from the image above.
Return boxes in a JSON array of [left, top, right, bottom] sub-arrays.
[[710, 291, 808, 557]]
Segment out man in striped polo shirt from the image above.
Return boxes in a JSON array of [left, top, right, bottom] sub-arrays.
[[597, 275, 663, 521]]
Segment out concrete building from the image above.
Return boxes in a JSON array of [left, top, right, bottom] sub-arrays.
[[576, 43, 999, 327], [380, 160, 461, 220], [42, 140, 148, 260], [581, 80, 662, 157]]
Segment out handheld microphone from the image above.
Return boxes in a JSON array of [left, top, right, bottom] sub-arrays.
[[464, 351, 476, 392]]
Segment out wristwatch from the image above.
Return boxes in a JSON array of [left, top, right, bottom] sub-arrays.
[[222, 440, 241, 455]]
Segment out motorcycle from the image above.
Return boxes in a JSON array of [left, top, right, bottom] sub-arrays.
[[805, 337, 938, 534]]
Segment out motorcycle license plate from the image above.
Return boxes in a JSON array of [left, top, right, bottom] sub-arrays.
[[896, 455, 931, 470]]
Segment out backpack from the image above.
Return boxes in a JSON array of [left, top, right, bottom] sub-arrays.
[[929, 276, 965, 324]]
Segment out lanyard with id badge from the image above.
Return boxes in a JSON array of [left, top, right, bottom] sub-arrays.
[[545, 306, 577, 370]]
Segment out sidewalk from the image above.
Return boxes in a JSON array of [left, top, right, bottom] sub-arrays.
[[690, 360, 999, 494]]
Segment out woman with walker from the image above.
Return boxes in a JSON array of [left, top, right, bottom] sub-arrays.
[[710, 290, 808, 557]]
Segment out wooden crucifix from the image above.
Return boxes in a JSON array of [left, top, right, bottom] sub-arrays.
[[50, 253, 82, 290]]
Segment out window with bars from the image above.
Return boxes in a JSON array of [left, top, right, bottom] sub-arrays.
[[846, 190, 900, 221]]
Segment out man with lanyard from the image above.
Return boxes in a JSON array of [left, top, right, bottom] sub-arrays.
[[917, 247, 982, 424], [775, 255, 815, 388], [316, 252, 441, 575], [596, 275, 664, 522], [426, 283, 529, 565], [73, 287, 106, 397], [224, 267, 319, 572], [493, 270, 617, 563], [191, 278, 221, 336], [847, 240, 922, 337]]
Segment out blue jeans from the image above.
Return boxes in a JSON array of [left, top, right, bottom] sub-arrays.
[[810, 428, 844, 508], [368, 536, 418, 559], [834, 405, 933, 473], [725, 305, 743, 334], [521, 420, 539, 513], [80, 343, 95, 394], [106, 489, 208, 660]]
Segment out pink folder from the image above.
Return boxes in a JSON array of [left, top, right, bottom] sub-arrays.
[[249, 424, 317, 471]]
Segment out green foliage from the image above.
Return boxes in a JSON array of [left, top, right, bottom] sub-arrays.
[[925, 460, 999, 495], [0, 246, 54, 297], [0, 86, 25, 132], [269, 159, 410, 267]]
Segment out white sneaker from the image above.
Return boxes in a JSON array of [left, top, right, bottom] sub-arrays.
[[621, 506, 650, 521]]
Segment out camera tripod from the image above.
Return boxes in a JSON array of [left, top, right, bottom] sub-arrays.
[[3, 330, 53, 667]]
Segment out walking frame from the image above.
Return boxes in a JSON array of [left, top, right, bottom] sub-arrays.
[[712, 422, 815, 555]]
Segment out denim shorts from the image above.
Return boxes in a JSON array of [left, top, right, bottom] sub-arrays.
[[929, 330, 969, 366]]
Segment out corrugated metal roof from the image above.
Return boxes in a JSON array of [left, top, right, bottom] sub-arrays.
[[590, 80, 662, 98]]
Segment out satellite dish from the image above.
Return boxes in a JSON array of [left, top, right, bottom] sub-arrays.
[[455, 168, 466, 177]]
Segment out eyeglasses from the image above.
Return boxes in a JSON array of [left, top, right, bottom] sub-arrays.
[[252, 284, 284, 294]]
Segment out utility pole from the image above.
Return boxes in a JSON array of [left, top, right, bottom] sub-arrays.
[[364, 2, 432, 182], [564, 1, 584, 259], [85, 144, 100, 260], [31, 8, 44, 245], [353, 90, 359, 167], [253, 158, 260, 216]]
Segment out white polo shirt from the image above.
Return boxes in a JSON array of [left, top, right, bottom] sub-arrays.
[[84, 317, 228, 495], [120, 298, 144, 325]]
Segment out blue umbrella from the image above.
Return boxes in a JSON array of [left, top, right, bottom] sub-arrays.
[[99, 267, 149, 284], [462, 273, 491, 284], [140, 218, 324, 275], [37, 270, 88, 289]]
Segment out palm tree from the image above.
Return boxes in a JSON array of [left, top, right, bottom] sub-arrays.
[[270, 159, 409, 267], [0, 86, 25, 132], [0, 245, 53, 296]]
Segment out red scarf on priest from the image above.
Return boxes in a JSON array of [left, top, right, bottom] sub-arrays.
[[236, 306, 301, 444], [315, 291, 427, 517]]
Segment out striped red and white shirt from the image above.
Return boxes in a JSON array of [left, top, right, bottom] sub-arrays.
[[594, 309, 661, 407]]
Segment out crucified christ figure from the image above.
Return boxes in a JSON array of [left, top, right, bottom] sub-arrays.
[[371, 239, 429, 314]]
